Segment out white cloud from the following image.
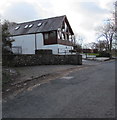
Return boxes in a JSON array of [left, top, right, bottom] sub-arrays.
[[0, 0, 115, 43]]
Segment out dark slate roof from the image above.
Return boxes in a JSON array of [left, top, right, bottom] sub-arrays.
[[9, 15, 74, 36]]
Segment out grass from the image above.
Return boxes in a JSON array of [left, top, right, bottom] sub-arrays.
[[87, 53, 99, 56], [81, 53, 99, 56]]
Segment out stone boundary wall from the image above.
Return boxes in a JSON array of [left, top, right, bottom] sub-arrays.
[[3, 54, 82, 67]]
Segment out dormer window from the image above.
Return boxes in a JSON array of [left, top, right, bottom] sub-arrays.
[[37, 23, 42, 27], [24, 25, 28, 28], [29, 24, 33, 28], [15, 26, 20, 30]]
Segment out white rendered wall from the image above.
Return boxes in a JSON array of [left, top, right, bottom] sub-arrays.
[[58, 44, 73, 55], [12, 33, 73, 55], [12, 34, 43, 54], [41, 44, 73, 55], [41, 44, 59, 54], [36, 34, 43, 49]]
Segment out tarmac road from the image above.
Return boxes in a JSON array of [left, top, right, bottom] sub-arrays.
[[3, 60, 115, 118]]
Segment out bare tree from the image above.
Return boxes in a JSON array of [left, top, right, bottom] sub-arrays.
[[96, 1, 116, 57], [73, 33, 86, 53], [74, 33, 85, 47], [97, 20, 115, 54], [114, 1, 117, 50]]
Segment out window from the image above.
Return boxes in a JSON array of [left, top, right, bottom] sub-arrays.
[[15, 26, 20, 30], [44, 33, 48, 39], [29, 24, 33, 28], [24, 25, 28, 28], [38, 23, 42, 27], [50, 31, 56, 37]]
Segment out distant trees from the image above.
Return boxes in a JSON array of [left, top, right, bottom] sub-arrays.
[[90, 40, 109, 52], [73, 34, 85, 52], [73, 44, 82, 53]]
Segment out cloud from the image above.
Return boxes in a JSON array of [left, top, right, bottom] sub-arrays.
[[2, 2, 40, 22], [0, 0, 56, 22], [69, 2, 110, 28], [73, 2, 108, 14], [0, 0, 115, 43], [63, 1, 114, 43]]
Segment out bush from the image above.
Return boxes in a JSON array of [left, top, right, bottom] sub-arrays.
[[2, 72, 11, 85], [96, 51, 111, 57], [2, 54, 15, 67]]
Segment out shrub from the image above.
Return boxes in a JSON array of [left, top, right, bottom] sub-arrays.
[[96, 51, 111, 57]]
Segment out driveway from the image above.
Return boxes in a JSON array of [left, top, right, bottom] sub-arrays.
[[3, 60, 115, 118]]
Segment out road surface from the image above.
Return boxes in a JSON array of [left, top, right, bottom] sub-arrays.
[[3, 60, 115, 118]]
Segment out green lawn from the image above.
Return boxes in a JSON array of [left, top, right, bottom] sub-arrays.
[[81, 53, 99, 56], [87, 53, 99, 56]]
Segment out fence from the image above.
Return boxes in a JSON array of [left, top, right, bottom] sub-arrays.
[[12, 46, 22, 54]]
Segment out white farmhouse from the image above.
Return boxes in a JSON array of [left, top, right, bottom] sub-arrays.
[[9, 15, 75, 55]]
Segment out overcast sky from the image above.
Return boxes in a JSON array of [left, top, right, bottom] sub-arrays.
[[0, 0, 115, 44]]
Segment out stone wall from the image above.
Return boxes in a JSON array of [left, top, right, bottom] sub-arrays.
[[3, 54, 82, 67]]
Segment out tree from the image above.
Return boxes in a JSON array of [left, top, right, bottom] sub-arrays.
[[73, 33, 86, 53], [96, 20, 115, 54], [2, 20, 14, 55], [96, 1, 116, 57], [2, 20, 16, 66], [113, 1, 117, 52], [73, 44, 82, 53], [74, 33, 85, 46], [114, 1, 117, 31], [90, 42, 97, 50], [97, 40, 109, 52]]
